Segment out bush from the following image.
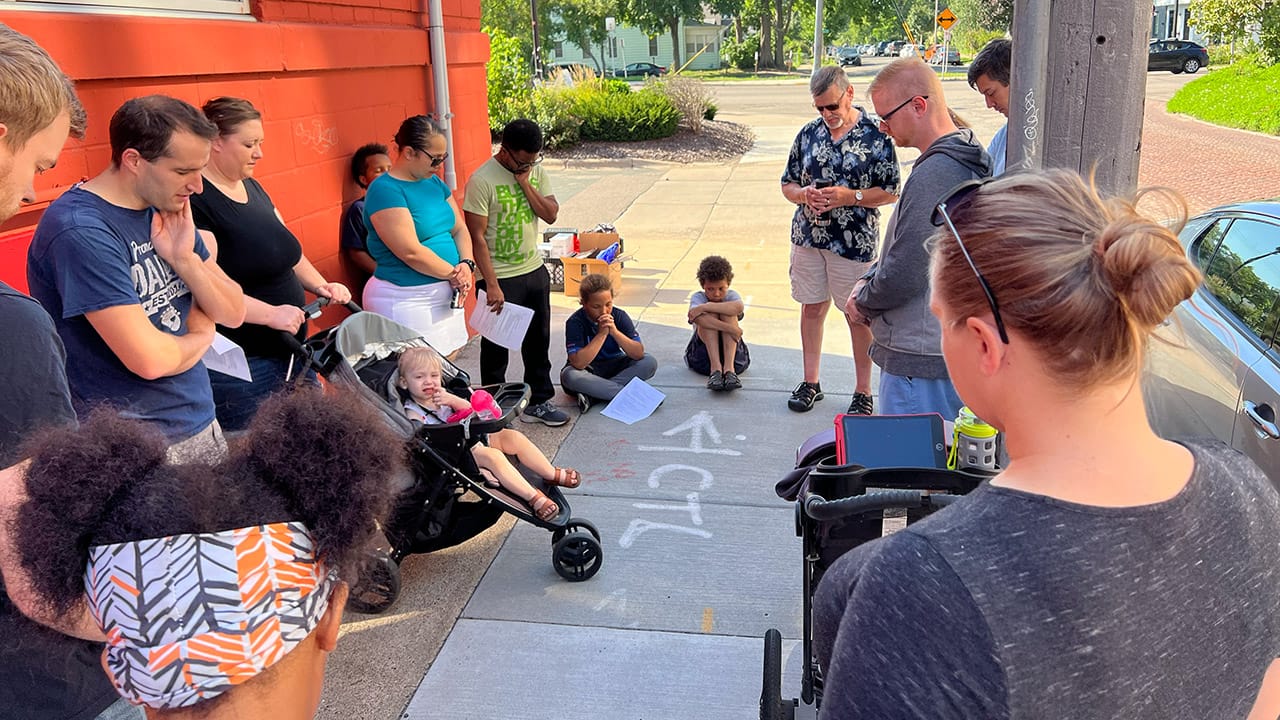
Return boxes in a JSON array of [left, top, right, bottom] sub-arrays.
[[572, 88, 681, 141], [722, 35, 758, 71], [530, 85, 582, 149], [646, 75, 714, 132], [485, 26, 534, 134], [600, 78, 632, 94], [1167, 57, 1280, 135], [703, 101, 717, 121]]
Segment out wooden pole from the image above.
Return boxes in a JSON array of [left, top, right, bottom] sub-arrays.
[[1013, 0, 1148, 196]]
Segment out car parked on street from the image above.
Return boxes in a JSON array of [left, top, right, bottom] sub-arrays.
[[838, 47, 862, 66], [1144, 200, 1280, 485], [1148, 39, 1209, 74], [614, 62, 666, 78], [927, 44, 962, 65]]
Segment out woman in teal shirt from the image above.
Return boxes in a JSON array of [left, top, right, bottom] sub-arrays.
[[363, 116, 476, 354]]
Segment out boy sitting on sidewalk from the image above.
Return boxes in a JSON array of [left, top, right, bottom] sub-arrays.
[[686, 255, 750, 391], [561, 273, 658, 412]]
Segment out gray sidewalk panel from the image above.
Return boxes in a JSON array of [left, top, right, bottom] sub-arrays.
[[464, 494, 803, 638], [403, 619, 805, 720]]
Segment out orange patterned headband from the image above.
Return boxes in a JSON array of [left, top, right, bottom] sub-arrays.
[[84, 522, 336, 708]]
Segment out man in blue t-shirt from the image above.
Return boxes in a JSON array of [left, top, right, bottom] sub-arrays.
[[27, 95, 245, 461], [967, 38, 1011, 176]]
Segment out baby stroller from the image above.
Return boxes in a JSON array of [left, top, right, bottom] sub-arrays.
[[760, 427, 986, 719], [288, 300, 604, 614]]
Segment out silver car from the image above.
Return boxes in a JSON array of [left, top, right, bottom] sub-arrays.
[[1145, 200, 1280, 483]]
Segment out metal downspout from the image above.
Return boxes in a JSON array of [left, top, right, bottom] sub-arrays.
[[422, 0, 457, 188]]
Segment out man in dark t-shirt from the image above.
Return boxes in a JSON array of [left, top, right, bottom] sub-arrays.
[[0, 24, 141, 720]]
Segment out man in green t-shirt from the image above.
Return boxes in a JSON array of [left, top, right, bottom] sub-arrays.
[[463, 119, 568, 426]]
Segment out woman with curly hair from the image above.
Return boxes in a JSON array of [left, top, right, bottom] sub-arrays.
[[10, 389, 401, 718], [814, 170, 1280, 719]]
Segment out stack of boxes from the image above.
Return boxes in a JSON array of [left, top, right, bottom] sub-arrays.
[[540, 227, 625, 296]]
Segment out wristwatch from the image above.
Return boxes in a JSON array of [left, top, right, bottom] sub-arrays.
[[458, 258, 477, 272], [854, 189, 864, 204]]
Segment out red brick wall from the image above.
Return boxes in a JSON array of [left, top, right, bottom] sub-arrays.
[[0, 0, 489, 299]]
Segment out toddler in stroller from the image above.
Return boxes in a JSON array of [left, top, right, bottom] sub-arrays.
[[397, 347, 581, 521]]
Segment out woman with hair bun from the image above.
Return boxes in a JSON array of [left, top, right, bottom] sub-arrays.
[[12, 389, 400, 719], [813, 169, 1280, 719], [191, 96, 352, 432], [362, 115, 475, 354]]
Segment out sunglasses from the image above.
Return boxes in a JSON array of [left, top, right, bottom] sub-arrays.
[[876, 94, 928, 127], [930, 176, 1010, 344], [417, 147, 448, 167], [813, 87, 850, 114]]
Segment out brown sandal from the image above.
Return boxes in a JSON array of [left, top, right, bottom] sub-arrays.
[[529, 491, 559, 521], [548, 467, 581, 489]]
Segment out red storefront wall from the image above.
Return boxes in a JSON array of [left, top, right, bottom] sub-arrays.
[[0, 0, 491, 297]]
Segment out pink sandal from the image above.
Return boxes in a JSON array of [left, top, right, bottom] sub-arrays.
[[547, 467, 581, 489]]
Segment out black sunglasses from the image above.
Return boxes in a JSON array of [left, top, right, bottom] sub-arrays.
[[931, 177, 1010, 344], [814, 87, 850, 113], [876, 94, 928, 126], [417, 147, 448, 167]]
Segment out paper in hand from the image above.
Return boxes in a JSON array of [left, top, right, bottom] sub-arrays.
[[601, 377, 665, 425], [469, 290, 534, 351], [202, 332, 252, 381]]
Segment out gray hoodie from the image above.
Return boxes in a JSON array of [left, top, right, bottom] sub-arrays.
[[855, 129, 992, 378]]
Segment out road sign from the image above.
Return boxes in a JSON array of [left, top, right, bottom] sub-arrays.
[[937, 8, 957, 30]]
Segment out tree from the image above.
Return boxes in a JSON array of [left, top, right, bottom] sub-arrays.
[[551, 0, 618, 71], [1190, 0, 1268, 44], [621, 0, 704, 68]]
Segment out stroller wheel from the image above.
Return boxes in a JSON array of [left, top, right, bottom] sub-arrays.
[[761, 629, 793, 720], [346, 549, 402, 614], [552, 518, 602, 546], [551, 531, 603, 582]]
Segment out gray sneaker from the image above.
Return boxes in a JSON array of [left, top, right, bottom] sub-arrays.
[[521, 402, 570, 426]]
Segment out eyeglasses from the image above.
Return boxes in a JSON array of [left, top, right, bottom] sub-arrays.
[[502, 147, 544, 171], [876, 94, 928, 127], [931, 177, 1010, 344], [417, 148, 448, 167], [813, 87, 850, 114]]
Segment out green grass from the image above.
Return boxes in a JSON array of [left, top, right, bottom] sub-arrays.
[[1167, 59, 1280, 135], [675, 68, 808, 82]]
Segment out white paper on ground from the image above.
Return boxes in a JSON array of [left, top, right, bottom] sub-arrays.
[[469, 290, 534, 351], [600, 377, 665, 425], [203, 332, 252, 382]]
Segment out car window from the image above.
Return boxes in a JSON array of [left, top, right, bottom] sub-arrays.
[[1190, 218, 1230, 270], [1201, 218, 1280, 344]]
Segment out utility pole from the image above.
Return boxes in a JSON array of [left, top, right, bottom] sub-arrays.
[[1009, 0, 1147, 196], [530, 0, 543, 79], [813, 0, 825, 74]]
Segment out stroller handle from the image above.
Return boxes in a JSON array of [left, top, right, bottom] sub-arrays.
[[280, 297, 363, 356], [804, 488, 957, 522]]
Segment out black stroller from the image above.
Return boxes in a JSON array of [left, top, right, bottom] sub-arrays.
[[289, 300, 604, 614], [760, 429, 986, 719]]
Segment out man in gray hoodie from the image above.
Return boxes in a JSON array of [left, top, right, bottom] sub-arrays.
[[849, 57, 992, 419]]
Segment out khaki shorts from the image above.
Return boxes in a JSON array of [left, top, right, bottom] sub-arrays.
[[789, 244, 874, 306]]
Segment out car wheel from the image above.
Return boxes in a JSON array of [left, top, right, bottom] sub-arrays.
[[1183, 58, 1201, 73]]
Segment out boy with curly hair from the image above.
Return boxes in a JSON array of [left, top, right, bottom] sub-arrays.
[[686, 255, 750, 391]]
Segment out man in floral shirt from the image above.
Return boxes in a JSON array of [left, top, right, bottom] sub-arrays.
[[780, 65, 900, 414]]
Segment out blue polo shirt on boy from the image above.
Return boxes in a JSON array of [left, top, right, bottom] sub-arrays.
[[565, 306, 641, 375], [27, 186, 215, 442]]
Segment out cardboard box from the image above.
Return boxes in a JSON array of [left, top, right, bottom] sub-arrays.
[[563, 231, 624, 297]]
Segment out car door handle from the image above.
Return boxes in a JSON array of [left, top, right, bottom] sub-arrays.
[[1244, 400, 1280, 440]]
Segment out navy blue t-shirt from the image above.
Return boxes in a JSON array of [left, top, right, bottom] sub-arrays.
[[565, 306, 640, 374], [27, 186, 216, 441]]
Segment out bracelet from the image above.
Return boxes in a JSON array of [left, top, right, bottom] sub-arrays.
[[458, 258, 476, 272]]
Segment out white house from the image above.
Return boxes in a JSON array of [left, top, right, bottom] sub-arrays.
[[551, 17, 729, 73]]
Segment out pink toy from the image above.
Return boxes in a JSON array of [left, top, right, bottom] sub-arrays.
[[470, 389, 501, 420]]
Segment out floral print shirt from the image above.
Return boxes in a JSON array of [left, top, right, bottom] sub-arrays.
[[781, 109, 900, 262]]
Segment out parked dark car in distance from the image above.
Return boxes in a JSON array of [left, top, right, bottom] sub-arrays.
[[1144, 200, 1280, 486], [838, 48, 861, 66], [1148, 39, 1209, 73], [614, 62, 666, 78]]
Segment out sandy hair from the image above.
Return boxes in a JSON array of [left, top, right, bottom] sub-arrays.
[[398, 346, 443, 379], [868, 57, 943, 104], [929, 169, 1201, 391], [0, 24, 87, 146], [202, 96, 262, 136], [578, 273, 614, 302]]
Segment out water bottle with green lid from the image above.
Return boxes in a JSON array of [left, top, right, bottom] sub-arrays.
[[949, 406, 999, 472]]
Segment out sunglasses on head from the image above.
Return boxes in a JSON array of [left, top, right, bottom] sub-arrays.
[[930, 176, 1010, 345]]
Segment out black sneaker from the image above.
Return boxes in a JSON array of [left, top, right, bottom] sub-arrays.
[[707, 370, 725, 391], [847, 391, 874, 415], [722, 371, 742, 390], [576, 392, 593, 414], [788, 382, 823, 412], [521, 402, 570, 426]]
